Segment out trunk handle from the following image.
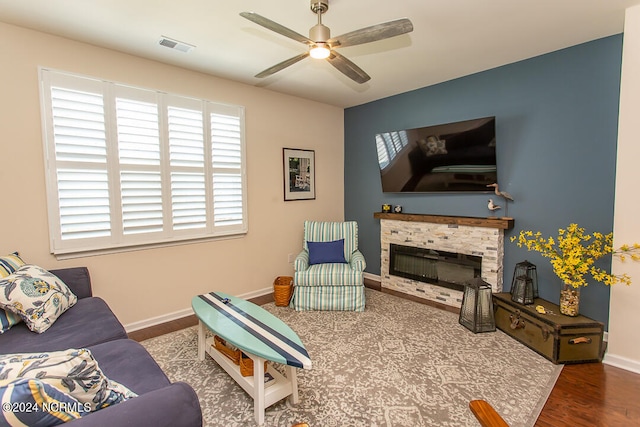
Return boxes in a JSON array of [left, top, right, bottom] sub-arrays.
[[569, 336, 592, 345], [509, 310, 525, 330]]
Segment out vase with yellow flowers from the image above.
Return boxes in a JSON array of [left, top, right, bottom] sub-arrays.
[[511, 223, 640, 316]]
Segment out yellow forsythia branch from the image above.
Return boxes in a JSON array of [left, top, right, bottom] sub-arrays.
[[510, 224, 640, 288]]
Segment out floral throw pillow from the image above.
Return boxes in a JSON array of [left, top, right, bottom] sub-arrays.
[[0, 265, 78, 333], [0, 348, 137, 412]]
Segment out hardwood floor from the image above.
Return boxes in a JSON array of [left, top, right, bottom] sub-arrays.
[[127, 314, 198, 342], [128, 292, 640, 426], [536, 363, 640, 426]]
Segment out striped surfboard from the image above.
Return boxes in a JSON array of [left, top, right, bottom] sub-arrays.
[[192, 292, 311, 369]]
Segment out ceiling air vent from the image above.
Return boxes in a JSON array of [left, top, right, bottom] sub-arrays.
[[158, 36, 195, 53]]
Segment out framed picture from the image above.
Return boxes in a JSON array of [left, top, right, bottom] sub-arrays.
[[283, 148, 315, 201]]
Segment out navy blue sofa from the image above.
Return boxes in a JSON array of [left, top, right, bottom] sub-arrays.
[[0, 267, 202, 427]]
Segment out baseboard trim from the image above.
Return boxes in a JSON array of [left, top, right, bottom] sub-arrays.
[[603, 353, 640, 374], [125, 273, 463, 333], [124, 286, 273, 333], [363, 272, 381, 281]]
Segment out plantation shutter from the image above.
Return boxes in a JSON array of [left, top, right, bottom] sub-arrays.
[[41, 69, 247, 256], [210, 108, 245, 227], [49, 82, 112, 242], [168, 100, 207, 232], [115, 94, 163, 236]]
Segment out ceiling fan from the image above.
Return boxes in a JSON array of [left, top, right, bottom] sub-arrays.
[[240, 0, 413, 84]]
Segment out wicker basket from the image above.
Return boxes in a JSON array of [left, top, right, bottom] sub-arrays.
[[273, 276, 293, 307], [240, 353, 268, 377], [213, 335, 241, 365]]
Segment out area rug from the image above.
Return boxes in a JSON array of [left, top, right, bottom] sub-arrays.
[[141, 289, 562, 427]]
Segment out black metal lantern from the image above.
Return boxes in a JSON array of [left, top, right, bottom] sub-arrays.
[[511, 260, 538, 299], [511, 275, 535, 305], [459, 278, 496, 333]]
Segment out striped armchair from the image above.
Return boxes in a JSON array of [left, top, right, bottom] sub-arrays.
[[291, 221, 366, 311]]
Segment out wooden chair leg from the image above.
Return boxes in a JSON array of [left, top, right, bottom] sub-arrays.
[[469, 400, 510, 427]]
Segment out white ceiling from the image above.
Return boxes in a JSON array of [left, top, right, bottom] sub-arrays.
[[1, 0, 639, 108]]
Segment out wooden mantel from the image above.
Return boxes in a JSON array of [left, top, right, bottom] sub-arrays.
[[373, 212, 514, 230]]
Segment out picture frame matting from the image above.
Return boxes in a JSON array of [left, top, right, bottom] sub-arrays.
[[283, 148, 315, 201]]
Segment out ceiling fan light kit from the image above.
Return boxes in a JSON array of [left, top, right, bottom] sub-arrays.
[[240, 0, 413, 84], [310, 43, 330, 59]]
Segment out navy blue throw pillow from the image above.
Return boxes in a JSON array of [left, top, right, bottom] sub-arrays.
[[308, 239, 347, 265]]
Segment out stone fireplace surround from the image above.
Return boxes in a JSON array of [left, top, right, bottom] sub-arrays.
[[374, 213, 514, 309]]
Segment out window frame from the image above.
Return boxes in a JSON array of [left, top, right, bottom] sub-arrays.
[[39, 68, 248, 258]]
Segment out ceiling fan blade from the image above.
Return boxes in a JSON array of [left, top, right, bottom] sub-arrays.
[[255, 52, 310, 78], [328, 18, 413, 48], [326, 51, 370, 84], [240, 12, 313, 46]]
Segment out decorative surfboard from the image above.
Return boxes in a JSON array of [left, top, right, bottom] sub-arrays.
[[192, 291, 311, 369]]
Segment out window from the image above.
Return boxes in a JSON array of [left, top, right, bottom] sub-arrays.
[[40, 69, 247, 256]]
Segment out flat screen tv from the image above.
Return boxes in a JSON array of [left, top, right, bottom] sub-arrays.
[[375, 116, 497, 192]]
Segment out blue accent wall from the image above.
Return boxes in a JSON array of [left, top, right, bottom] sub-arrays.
[[344, 35, 623, 327]]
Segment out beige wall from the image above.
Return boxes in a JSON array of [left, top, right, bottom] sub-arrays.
[[0, 23, 345, 328], [608, 5, 640, 374]]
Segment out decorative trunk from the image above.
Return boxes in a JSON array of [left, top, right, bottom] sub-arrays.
[[493, 292, 604, 364]]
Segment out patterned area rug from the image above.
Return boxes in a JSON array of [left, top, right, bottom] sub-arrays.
[[141, 289, 562, 427]]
